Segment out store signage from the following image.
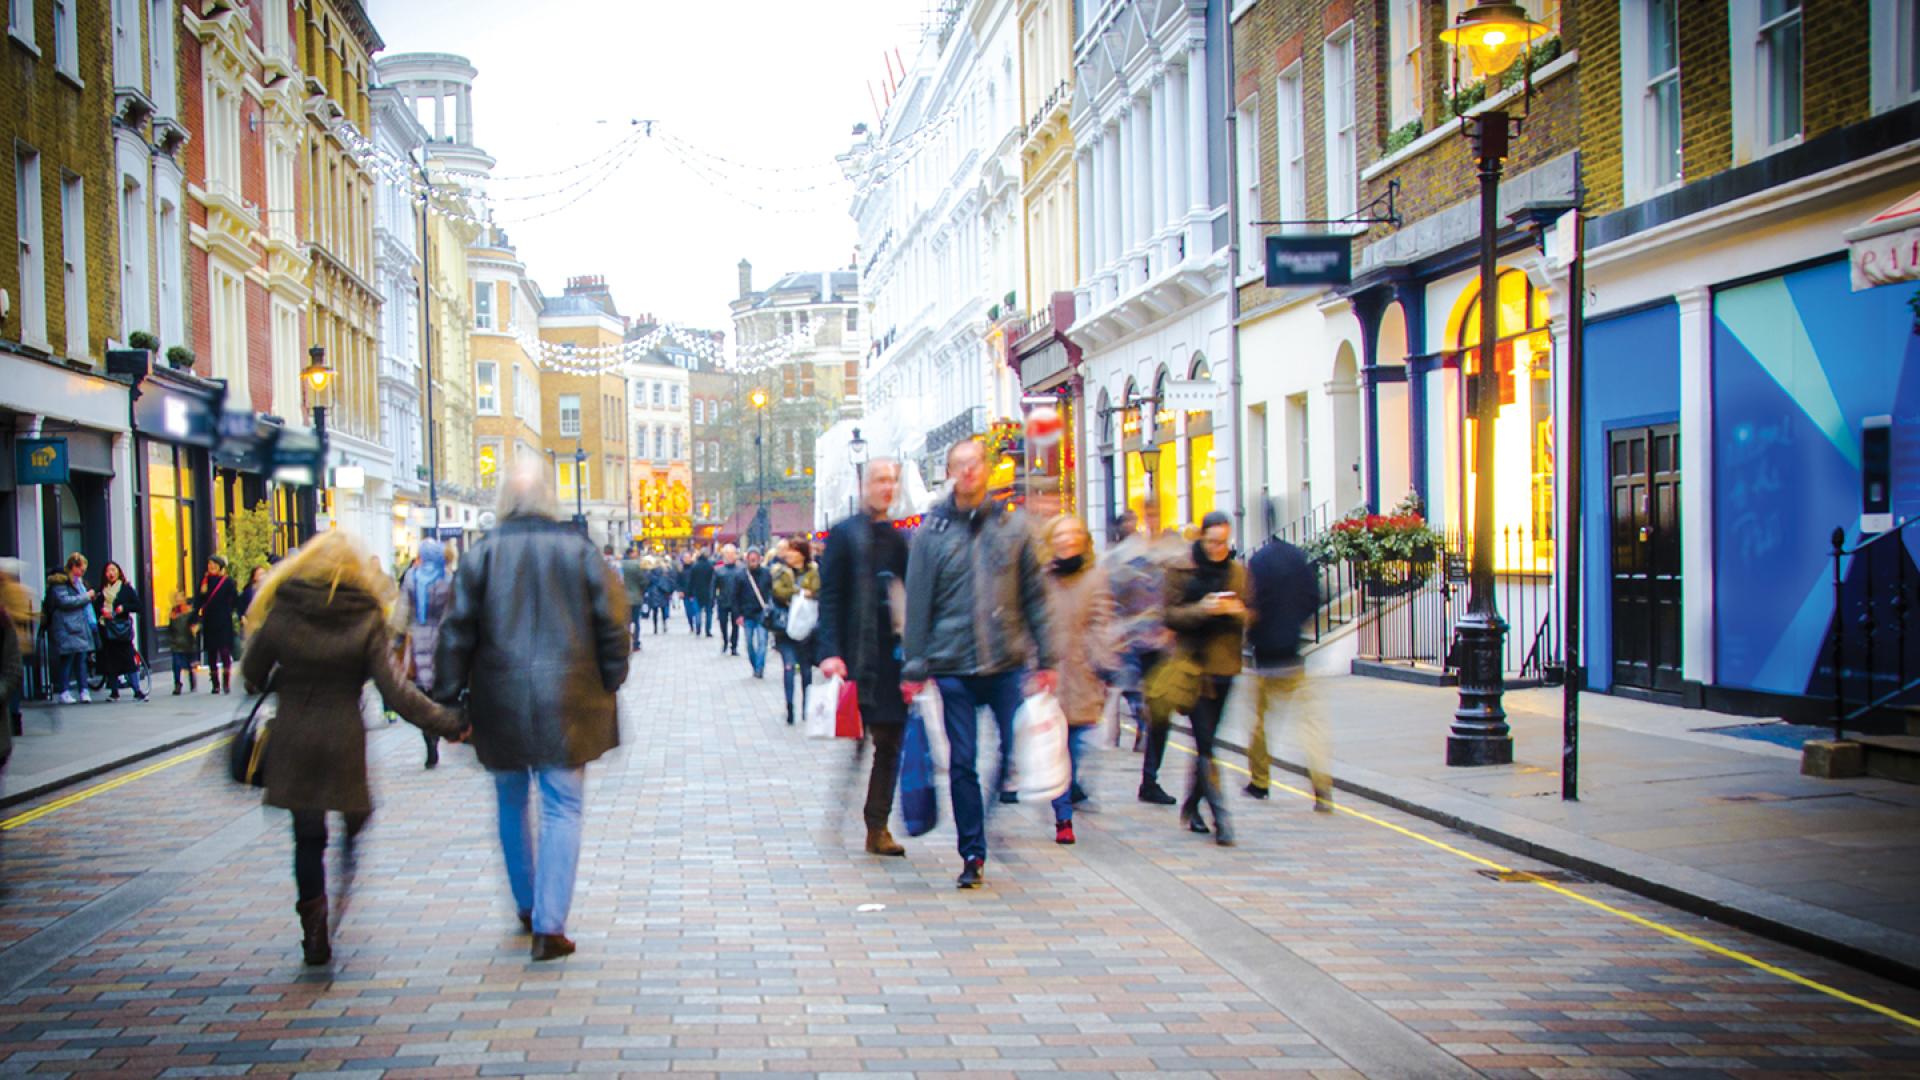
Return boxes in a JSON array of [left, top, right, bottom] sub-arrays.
[[15, 437, 69, 485], [1265, 234, 1351, 287], [132, 381, 222, 448], [1847, 189, 1920, 290], [1160, 379, 1218, 412], [333, 464, 366, 490]]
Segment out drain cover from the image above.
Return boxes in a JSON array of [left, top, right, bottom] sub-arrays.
[[1477, 868, 1589, 884]]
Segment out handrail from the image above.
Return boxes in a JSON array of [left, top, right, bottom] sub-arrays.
[[1829, 516, 1919, 740]]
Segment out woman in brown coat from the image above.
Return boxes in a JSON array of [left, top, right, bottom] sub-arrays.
[[1161, 511, 1252, 845], [241, 530, 464, 965], [1043, 516, 1117, 846]]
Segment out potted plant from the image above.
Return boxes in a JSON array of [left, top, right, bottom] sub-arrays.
[[127, 331, 160, 352], [1308, 493, 1443, 597], [166, 345, 196, 371]]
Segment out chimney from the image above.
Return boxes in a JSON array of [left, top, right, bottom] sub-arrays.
[[737, 259, 753, 301]]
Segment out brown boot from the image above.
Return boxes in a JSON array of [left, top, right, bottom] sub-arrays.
[[864, 828, 906, 857], [296, 897, 330, 965]]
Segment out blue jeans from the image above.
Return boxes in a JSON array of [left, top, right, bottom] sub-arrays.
[[57, 651, 88, 696], [684, 597, 702, 633], [492, 766, 586, 936], [1050, 724, 1093, 822], [935, 671, 1025, 863], [743, 618, 768, 676]]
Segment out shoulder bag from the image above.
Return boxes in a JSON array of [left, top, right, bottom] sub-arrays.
[[226, 674, 275, 788]]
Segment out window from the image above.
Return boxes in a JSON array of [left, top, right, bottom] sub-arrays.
[[846, 306, 858, 331], [119, 174, 147, 338], [1623, 0, 1683, 201], [670, 384, 681, 408], [1388, 0, 1423, 129], [1322, 27, 1357, 229], [60, 175, 86, 360], [476, 361, 499, 414], [653, 424, 664, 459], [52, 0, 76, 79], [149, 0, 176, 114], [559, 393, 581, 436], [268, 140, 295, 242], [513, 365, 529, 419], [474, 281, 493, 329], [15, 147, 46, 348], [693, 398, 705, 424], [209, 265, 246, 392], [711, 441, 721, 470], [693, 441, 705, 472], [271, 301, 299, 418], [9, 0, 34, 48], [1760, 0, 1803, 148], [112, 0, 138, 87], [204, 81, 242, 197], [156, 197, 181, 350], [672, 427, 682, 459], [1872, 0, 1920, 113], [1275, 65, 1306, 235], [556, 459, 586, 502], [478, 440, 501, 490], [1235, 94, 1261, 277], [651, 381, 662, 406]]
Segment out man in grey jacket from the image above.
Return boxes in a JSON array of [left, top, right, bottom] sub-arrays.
[[901, 438, 1056, 889], [436, 458, 631, 961]]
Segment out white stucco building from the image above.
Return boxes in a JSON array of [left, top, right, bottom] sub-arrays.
[[369, 84, 428, 564]]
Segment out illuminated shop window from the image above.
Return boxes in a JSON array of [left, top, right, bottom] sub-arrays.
[[1450, 268, 1554, 570]]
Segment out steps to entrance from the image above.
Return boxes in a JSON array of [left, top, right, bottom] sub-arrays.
[[1856, 734, 1920, 784]]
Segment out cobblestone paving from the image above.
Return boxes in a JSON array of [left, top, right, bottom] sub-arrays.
[[0, 630, 1916, 1078]]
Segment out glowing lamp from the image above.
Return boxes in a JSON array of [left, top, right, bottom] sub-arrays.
[[1437, 1, 1549, 77], [303, 345, 333, 394], [750, 388, 768, 409]]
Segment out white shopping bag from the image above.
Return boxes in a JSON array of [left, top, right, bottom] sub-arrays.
[[806, 674, 842, 739], [1011, 691, 1070, 802], [914, 683, 948, 771], [786, 593, 819, 640]]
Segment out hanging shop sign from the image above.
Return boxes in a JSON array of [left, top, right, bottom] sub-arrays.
[[1265, 234, 1352, 287], [14, 437, 69, 485], [132, 374, 225, 448]]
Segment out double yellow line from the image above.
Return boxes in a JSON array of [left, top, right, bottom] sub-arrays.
[[1151, 728, 1920, 1031], [0, 737, 230, 831]]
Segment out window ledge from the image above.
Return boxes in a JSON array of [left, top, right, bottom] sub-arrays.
[[8, 29, 38, 57], [1235, 266, 1265, 288], [1361, 49, 1580, 183], [55, 66, 83, 91]]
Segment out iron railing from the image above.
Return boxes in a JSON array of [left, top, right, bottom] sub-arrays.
[[1356, 526, 1562, 680], [1827, 518, 1920, 738], [1261, 500, 1364, 644]]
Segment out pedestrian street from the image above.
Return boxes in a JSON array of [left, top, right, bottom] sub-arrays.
[[1, 630, 1917, 1078]]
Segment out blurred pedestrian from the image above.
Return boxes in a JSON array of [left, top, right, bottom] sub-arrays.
[[645, 557, 673, 634], [435, 458, 631, 961], [769, 534, 820, 726], [1245, 533, 1332, 810], [236, 565, 268, 653], [619, 545, 647, 649], [901, 439, 1055, 889], [240, 530, 466, 966], [1108, 503, 1185, 803], [45, 554, 95, 704], [167, 592, 197, 694], [818, 459, 910, 856], [1041, 515, 1116, 845], [192, 555, 238, 694], [1, 559, 33, 734], [713, 544, 742, 656], [95, 561, 145, 702], [396, 539, 455, 769], [1160, 511, 1250, 845], [734, 547, 773, 678], [0, 559, 24, 759], [686, 548, 715, 636]]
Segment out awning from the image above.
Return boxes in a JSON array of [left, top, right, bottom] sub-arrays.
[[1846, 189, 1920, 290]]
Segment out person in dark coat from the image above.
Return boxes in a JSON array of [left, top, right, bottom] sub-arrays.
[[44, 554, 96, 704], [1245, 535, 1331, 809], [619, 546, 648, 648], [645, 559, 673, 634], [712, 545, 742, 655], [818, 459, 910, 856], [1160, 511, 1253, 845], [192, 554, 238, 694], [686, 551, 716, 636], [733, 547, 773, 678], [770, 538, 821, 726], [95, 561, 145, 702], [434, 458, 631, 962], [396, 540, 455, 769], [241, 530, 464, 966]]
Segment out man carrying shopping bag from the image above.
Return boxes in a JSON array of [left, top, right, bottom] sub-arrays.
[[818, 458, 911, 857]]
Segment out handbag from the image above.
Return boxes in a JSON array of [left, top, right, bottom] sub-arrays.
[[101, 615, 132, 643], [1144, 653, 1204, 720], [226, 675, 275, 788], [786, 593, 818, 641]]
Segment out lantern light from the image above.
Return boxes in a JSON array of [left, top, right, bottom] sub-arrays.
[[1437, 1, 1550, 78], [303, 345, 333, 394]]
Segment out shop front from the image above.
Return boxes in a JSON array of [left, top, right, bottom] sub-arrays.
[[1007, 293, 1084, 522]]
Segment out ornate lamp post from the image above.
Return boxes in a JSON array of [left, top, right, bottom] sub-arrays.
[[750, 388, 769, 546], [848, 426, 868, 516], [1437, 0, 1550, 767], [299, 344, 334, 540]]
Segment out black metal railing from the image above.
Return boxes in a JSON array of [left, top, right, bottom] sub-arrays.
[[1827, 518, 1920, 738], [1356, 526, 1562, 680]]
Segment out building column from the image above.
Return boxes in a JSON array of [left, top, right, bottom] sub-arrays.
[[1076, 147, 1096, 315], [432, 83, 446, 141], [1165, 62, 1190, 266], [1116, 106, 1134, 286], [1149, 74, 1169, 259], [1101, 121, 1123, 306], [1676, 286, 1715, 691], [1129, 91, 1153, 285], [1184, 36, 1212, 259]]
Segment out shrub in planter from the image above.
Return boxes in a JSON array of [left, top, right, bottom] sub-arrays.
[[127, 331, 160, 351], [166, 345, 196, 370], [1308, 493, 1443, 596]]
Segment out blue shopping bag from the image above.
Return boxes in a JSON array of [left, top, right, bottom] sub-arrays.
[[898, 702, 939, 837]]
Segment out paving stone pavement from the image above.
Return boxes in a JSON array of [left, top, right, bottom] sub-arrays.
[[0, 629, 1917, 1078]]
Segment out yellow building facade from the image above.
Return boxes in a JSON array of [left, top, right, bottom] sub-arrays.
[[427, 204, 478, 499], [538, 276, 631, 549], [469, 227, 543, 497], [1017, 0, 1077, 309]]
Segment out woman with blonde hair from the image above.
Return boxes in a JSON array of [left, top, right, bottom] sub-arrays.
[[241, 528, 465, 966], [1041, 515, 1117, 845]]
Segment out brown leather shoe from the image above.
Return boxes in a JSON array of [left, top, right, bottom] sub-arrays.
[[531, 932, 576, 961], [296, 897, 330, 965], [864, 829, 906, 857]]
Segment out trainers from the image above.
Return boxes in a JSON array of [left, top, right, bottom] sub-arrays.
[[78, 690, 91, 703], [1055, 821, 1075, 845], [1243, 783, 1270, 800], [1138, 783, 1177, 805], [59, 691, 76, 705], [956, 858, 985, 889]]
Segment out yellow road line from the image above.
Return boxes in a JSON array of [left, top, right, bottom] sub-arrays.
[[0, 737, 231, 831], [1133, 724, 1920, 1031]]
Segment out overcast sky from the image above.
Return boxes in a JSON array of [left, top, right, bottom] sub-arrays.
[[367, 0, 922, 335]]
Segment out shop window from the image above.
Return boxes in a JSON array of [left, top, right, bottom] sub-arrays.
[[1871, 0, 1920, 113], [146, 441, 198, 627], [1189, 432, 1216, 523], [1450, 268, 1554, 569], [558, 393, 581, 436]]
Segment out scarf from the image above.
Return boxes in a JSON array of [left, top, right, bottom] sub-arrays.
[[1184, 540, 1233, 605], [1050, 553, 1087, 577], [101, 578, 122, 611], [412, 540, 446, 623]]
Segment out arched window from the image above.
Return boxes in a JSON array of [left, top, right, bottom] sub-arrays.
[[1447, 267, 1554, 565]]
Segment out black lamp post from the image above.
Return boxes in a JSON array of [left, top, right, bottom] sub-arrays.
[[849, 426, 868, 509], [573, 440, 587, 525], [1437, 0, 1549, 767], [751, 388, 768, 547], [299, 344, 334, 541]]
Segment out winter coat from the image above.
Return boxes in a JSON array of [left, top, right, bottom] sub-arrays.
[[686, 556, 716, 603], [194, 572, 238, 649], [619, 558, 648, 607], [1162, 544, 1253, 678], [644, 568, 674, 610], [712, 562, 742, 612], [0, 609, 20, 763], [167, 610, 197, 654], [1045, 558, 1118, 727], [396, 566, 455, 690], [769, 561, 820, 647], [44, 574, 94, 656], [1247, 538, 1318, 668], [1105, 533, 1180, 657], [96, 582, 140, 677], [902, 494, 1054, 682], [433, 515, 631, 771], [816, 513, 909, 720], [241, 578, 460, 815], [732, 564, 773, 618]]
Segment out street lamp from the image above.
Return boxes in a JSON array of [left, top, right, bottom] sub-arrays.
[[1437, 0, 1549, 767], [750, 388, 769, 547], [849, 426, 869, 508], [299, 344, 334, 541]]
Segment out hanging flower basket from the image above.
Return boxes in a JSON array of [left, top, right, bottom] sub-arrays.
[[1307, 494, 1443, 598]]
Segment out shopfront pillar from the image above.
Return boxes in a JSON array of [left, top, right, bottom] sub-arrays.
[[1394, 281, 1429, 512], [1349, 287, 1391, 514], [1150, 73, 1170, 252], [1130, 90, 1153, 282], [1165, 61, 1190, 266]]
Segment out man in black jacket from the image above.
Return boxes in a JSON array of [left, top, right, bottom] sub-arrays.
[[686, 551, 716, 637], [731, 547, 774, 678], [435, 458, 632, 961], [818, 459, 909, 857], [1245, 535, 1330, 809], [712, 545, 742, 655]]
